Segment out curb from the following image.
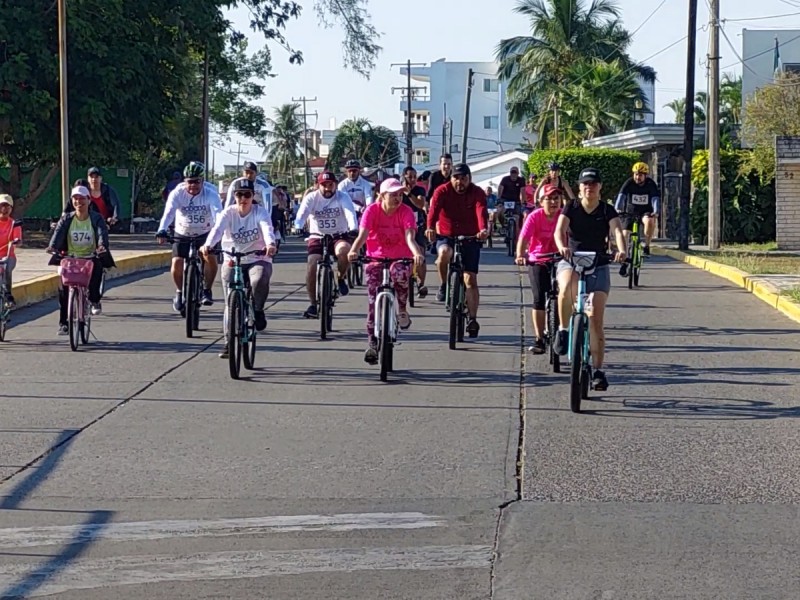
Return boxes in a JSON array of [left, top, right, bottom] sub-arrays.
[[652, 247, 800, 326], [11, 251, 172, 308]]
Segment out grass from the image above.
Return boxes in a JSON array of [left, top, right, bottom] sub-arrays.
[[781, 287, 800, 304], [688, 249, 800, 275]]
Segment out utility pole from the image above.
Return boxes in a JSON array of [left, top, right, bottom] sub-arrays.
[[235, 141, 242, 172], [292, 96, 317, 189], [449, 118, 454, 153], [707, 0, 721, 249], [391, 60, 427, 169], [57, 0, 69, 207], [461, 68, 475, 163], [200, 45, 210, 165], [679, 0, 698, 251]]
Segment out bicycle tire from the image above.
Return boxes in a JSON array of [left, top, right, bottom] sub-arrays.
[[0, 296, 6, 342], [457, 283, 466, 343], [633, 267, 640, 287], [506, 219, 516, 257], [243, 289, 256, 370], [98, 269, 106, 298], [68, 287, 80, 352], [347, 264, 355, 289], [192, 264, 201, 330], [318, 266, 330, 340], [448, 268, 460, 350], [547, 296, 560, 373], [228, 290, 243, 379], [185, 263, 197, 338], [627, 238, 636, 290], [409, 275, 416, 308], [355, 261, 364, 286], [379, 298, 393, 381], [569, 314, 585, 413], [326, 271, 335, 332]]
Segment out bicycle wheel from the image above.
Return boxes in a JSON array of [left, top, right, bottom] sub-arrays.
[[456, 283, 466, 342], [448, 268, 461, 350], [318, 266, 330, 340], [355, 260, 364, 286], [506, 219, 516, 257], [243, 290, 256, 370], [185, 264, 197, 338], [627, 238, 636, 290], [227, 290, 243, 379], [192, 265, 201, 330], [80, 294, 91, 344], [547, 296, 561, 373], [98, 268, 106, 298], [68, 287, 80, 352], [379, 300, 392, 382], [326, 271, 335, 332], [347, 264, 355, 289], [409, 275, 416, 308], [569, 314, 585, 413], [0, 295, 7, 342]]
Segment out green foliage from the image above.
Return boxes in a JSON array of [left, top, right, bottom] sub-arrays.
[[327, 119, 400, 171], [690, 149, 775, 244], [528, 148, 640, 199]]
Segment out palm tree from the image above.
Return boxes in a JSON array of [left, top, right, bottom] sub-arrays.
[[495, 0, 654, 147], [263, 103, 306, 184], [664, 98, 686, 124], [327, 119, 400, 170]]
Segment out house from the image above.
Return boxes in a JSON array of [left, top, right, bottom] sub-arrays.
[[465, 150, 531, 191]]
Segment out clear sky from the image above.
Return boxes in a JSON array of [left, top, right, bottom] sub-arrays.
[[216, 0, 800, 165]]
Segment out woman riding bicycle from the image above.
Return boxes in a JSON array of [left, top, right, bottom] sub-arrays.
[[515, 184, 562, 355], [47, 186, 115, 335], [201, 179, 277, 359], [347, 178, 425, 365]]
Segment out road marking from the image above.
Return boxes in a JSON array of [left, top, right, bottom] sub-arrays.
[[0, 512, 445, 549], [0, 545, 493, 597]]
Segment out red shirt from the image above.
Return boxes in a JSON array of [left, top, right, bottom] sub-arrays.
[[427, 182, 487, 237], [90, 193, 111, 219]]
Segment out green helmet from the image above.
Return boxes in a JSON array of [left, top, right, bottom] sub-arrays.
[[183, 161, 205, 179]]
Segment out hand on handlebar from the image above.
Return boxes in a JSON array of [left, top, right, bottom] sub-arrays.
[[614, 250, 627, 264], [559, 247, 573, 261], [425, 228, 435, 242], [347, 250, 359, 262], [266, 244, 278, 257], [476, 229, 489, 241], [413, 252, 425, 269], [514, 255, 526, 266]]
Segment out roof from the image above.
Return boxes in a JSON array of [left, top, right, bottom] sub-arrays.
[[581, 124, 705, 151]]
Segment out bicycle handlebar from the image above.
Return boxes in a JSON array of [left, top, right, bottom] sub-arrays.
[[221, 248, 267, 259], [155, 232, 205, 245], [363, 257, 415, 266]]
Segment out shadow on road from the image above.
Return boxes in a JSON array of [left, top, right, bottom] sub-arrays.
[[580, 395, 800, 421]]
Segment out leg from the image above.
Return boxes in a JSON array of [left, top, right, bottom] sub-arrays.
[[203, 252, 218, 290], [58, 284, 68, 327], [435, 241, 453, 301], [220, 262, 233, 336], [171, 257, 184, 291], [532, 309, 546, 337], [643, 215, 656, 246], [334, 240, 351, 294], [248, 262, 272, 310], [557, 267, 577, 329], [528, 264, 549, 340], [88, 258, 104, 304], [365, 262, 382, 338], [306, 254, 320, 304], [588, 292, 608, 369], [391, 262, 411, 328], [464, 272, 479, 318]]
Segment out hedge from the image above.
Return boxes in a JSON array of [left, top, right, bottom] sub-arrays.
[[690, 149, 775, 244], [528, 148, 641, 201]]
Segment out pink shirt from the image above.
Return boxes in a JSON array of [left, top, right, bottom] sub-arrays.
[[361, 202, 417, 259], [518, 208, 559, 263]]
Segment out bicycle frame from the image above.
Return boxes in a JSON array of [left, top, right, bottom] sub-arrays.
[[629, 218, 643, 270], [373, 262, 398, 342], [566, 252, 598, 369]]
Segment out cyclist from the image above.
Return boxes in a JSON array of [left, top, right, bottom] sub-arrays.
[[615, 162, 659, 272], [347, 178, 425, 364], [426, 162, 489, 337], [201, 179, 278, 358], [515, 184, 562, 354], [225, 161, 271, 207], [156, 161, 222, 312], [338, 159, 373, 213], [425, 154, 453, 203], [485, 185, 499, 238], [401, 166, 429, 298], [524, 173, 538, 206], [0, 195, 22, 307], [294, 171, 359, 318], [63, 167, 120, 227], [47, 185, 115, 334], [496, 166, 525, 231], [553, 167, 626, 391], [535, 162, 575, 202]]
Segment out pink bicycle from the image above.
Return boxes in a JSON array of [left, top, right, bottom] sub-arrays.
[[56, 253, 96, 351]]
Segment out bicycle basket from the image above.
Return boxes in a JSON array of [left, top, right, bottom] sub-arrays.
[[59, 257, 94, 287], [572, 252, 597, 269]]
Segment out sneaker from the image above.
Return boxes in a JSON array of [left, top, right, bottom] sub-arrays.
[[619, 263, 628, 277], [364, 338, 379, 365], [254, 310, 267, 332], [201, 288, 214, 306], [554, 330, 569, 356], [90, 302, 102, 316], [436, 285, 446, 302], [592, 369, 609, 391], [172, 292, 183, 313], [528, 337, 546, 355], [398, 312, 411, 330], [5, 294, 15, 308], [218, 344, 229, 359], [58, 324, 68, 336], [417, 285, 428, 299], [303, 304, 318, 319], [338, 278, 349, 297], [466, 318, 480, 338], [643, 245, 651, 256]]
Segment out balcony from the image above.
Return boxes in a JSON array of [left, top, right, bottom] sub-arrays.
[[402, 122, 431, 136], [398, 96, 431, 113]]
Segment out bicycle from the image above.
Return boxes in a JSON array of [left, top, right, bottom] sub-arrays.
[[222, 247, 266, 380], [158, 233, 206, 338], [313, 232, 354, 340], [527, 252, 562, 373], [444, 235, 479, 350], [0, 227, 22, 342], [347, 245, 365, 290], [625, 215, 645, 289], [503, 202, 519, 257], [366, 257, 415, 382], [566, 252, 614, 413], [52, 250, 100, 352]]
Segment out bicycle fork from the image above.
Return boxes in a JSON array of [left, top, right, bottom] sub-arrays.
[[373, 268, 396, 342]]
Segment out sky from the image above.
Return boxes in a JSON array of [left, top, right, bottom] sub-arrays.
[[215, 0, 800, 166]]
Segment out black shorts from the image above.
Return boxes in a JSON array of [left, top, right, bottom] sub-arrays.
[[619, 212, 651, 232], [172, 233, 211, 259], [527, 263, 554, 310], [307, 234, 354, 256], [436, 237, 481, 274]]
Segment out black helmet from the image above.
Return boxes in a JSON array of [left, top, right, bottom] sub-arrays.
[[345, 159, 361, 170], [183, 161, 205, 179], [232, 179, 255, 193]]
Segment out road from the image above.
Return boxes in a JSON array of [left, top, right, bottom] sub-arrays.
[[0, 239, 797, 599]]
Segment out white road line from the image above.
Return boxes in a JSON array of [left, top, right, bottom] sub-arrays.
[[0, 512, 445, 550], [0, 545, 493, 597]]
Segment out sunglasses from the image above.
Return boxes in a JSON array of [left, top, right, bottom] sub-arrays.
[[186, 178, 202, 184], [235, 192, 253, 199]]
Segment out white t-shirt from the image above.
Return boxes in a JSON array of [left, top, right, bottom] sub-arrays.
[[159, 182, 222, 237], [294, 190, 358, 237], [225, 177, 273, 208], [337, 176, 374, 209], [205, 205, 276, 264]]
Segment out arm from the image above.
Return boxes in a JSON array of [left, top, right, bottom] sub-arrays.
[[651, 196, 660, 214], [362, 180, 374, 207], [226, 182, 235, 207], [554, 214, 570, 256], [408, 188, 425, 210], [475, 192, 488, 232], [12, 224, 22, 246], [203, 209, 230, 249], [293, 195, 312, 229], [96, 217, 110, 250], [107, 185, 121, 220], [341, 195, 359, 231], [209, 191, 223, 223], [426, 189, 441, 231], [614, 193, 626, 212], [157, 189, 180, 232], [515, 212, 534, 261], [47, 215, 69, 252], [404, 227, 423, 256], [609, 217, 627, 261], [349, 226, 369, 256], [562, 179, 576, 200], [258, 208, 277, 249]]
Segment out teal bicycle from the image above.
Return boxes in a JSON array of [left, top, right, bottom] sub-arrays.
[[222, 247, 266, 379]]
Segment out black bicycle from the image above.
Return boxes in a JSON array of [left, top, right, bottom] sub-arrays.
[[444, 235, 479, 350], [222, 247, 265, 379], [313, 232, 354, 339], [157, 233, 206, 338], [347, 245, 365, 289], [503, 202, 519, 257], [528, 253, 562, 373]]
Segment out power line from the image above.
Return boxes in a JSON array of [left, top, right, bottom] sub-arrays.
[[720, 31, 800, 71], [724, 10, 800, 21], [719, 24, 800, 86]]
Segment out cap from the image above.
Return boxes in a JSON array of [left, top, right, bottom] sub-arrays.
[[317, 171, 337, 184], [242, 161, 258, 172], [510, 166, 519, 173], [71, 185, 90, 197], [0, 194, 13, 207], [379, 178, 404, 194], [87, 167, 102, 176], [233, 179, 255, 193], [577, 167, 602, 183], [541, 184, 562, 198], [452, 163, 471, 176]]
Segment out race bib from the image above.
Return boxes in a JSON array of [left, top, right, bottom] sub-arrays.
[[314, 206, 344, 234], [176, 204, 211, 235], [504, 201, 516, 210], [631, 194, 650, 206]]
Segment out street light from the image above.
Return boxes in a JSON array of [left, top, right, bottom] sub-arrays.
[[58, 0, 69, 206]]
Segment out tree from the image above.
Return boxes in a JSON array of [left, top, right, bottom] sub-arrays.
[[263, 103, 306, 185], [742, 72, 800, 181], [495, 0, 653, 147], [664, 98, 686, 124], [326, 119, 400, 171]]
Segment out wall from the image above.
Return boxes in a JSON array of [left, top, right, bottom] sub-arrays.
[[775, 136, 800, 250]]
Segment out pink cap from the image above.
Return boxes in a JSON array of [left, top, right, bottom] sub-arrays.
[[379, 178, 404, 194]]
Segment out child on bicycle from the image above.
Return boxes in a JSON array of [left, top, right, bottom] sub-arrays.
[[515, 184, 562, 355], [0, 195, 22, 307]]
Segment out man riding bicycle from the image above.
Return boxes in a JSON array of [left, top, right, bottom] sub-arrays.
[[615, 162, 659, 275], [401, 166, 429, 298], [338, 159, 374, 214]]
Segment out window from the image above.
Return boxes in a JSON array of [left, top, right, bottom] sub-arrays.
[[483, 78, 499, 92], [483, 115, 498, 129], [784, 63, 800, 74]]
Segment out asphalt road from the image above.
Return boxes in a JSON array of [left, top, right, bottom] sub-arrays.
[[0, 238, 797, 599]]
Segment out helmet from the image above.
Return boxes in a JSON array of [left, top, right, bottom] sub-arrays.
[[632, 162, 649, 174], [345, 159, 361, 170], [547, 162, 561, 171], [183, 161, 205, 179]]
